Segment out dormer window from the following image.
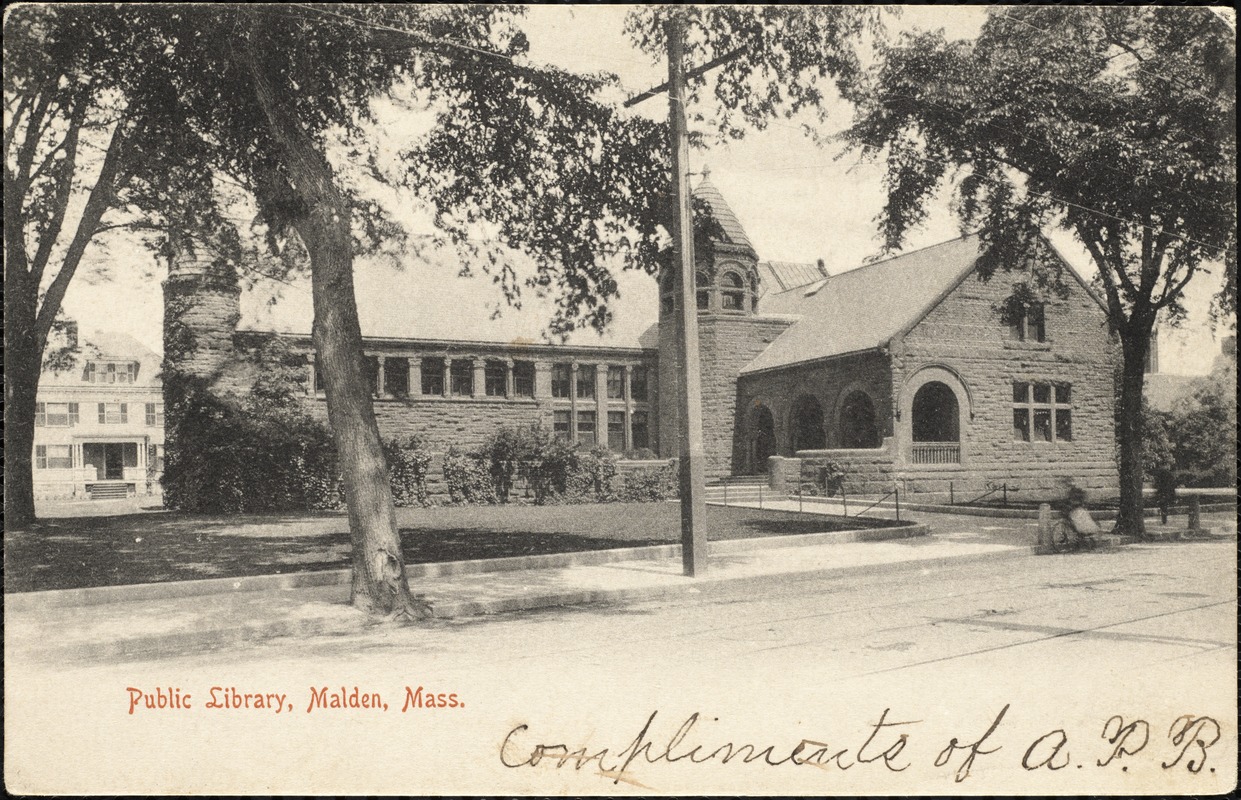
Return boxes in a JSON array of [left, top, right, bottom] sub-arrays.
[[84, 361, 137, 384]]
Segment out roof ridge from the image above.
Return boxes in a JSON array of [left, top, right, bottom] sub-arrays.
[[833, 233, 980, 279]]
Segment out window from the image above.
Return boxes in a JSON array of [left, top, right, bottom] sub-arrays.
[[149, 444, 164, 474], [1009, 302, 1046, 342], [313, 360, 325, 394], [145, 403, 164, 426], [485, 361, 507, 397], [1013, 381, 1071, 442], [364, 356, 380, 397], [631, 411, 649, 450], [607, 366, 625, 399], [36, 402, 76, 427], [450, 360, 473, 396], [98, 402, 128, 424], [421, 358, 444, 395], [553, 410, 571, 441], [551, 363, 571, 398], [35, 445, 73, 470], [577, 410, 596, 446], [608, 411, 626, 451], [576, 365, 596, 399], [630, 367, 648, 402], [513, 361, 535, 398], [85, 361, 136, 383], [384, 358, 409, 398], [695, 271, 710, 310], [721, 272, 746, 311], [660, 272, 676, 315]]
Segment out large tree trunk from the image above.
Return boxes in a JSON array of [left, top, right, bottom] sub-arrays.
[[245, 36, 425, 619], [3, 326, 41, 529], [1114, 323, 1152, 538]]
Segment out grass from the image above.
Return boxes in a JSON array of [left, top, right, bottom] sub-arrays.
[[4, 502, 900, 593]]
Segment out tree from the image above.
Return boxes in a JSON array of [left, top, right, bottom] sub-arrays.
[[844, 6, 1236, 536], [1167, 358, 1238, 488], [116, 4, 686, 617], [4, 6, 223, 528]]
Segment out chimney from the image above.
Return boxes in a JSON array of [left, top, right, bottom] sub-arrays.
[[816, 258, 828, 277]]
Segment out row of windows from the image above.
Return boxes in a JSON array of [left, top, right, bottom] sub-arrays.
[[315, 358, 649, 402], [660, 270, 757, 314], [82, 361, 139, 384], [552, 410, 650, 450], [1013, 381, 1072, 442], [36, 402, 163, 426]]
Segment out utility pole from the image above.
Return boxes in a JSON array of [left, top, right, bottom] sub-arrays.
[[666, 14, 708, 576]]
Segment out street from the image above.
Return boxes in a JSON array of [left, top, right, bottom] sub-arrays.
[[6, 538, 1236, 795]]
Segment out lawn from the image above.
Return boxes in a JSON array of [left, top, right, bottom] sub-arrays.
[[4, 502, 899, 593]]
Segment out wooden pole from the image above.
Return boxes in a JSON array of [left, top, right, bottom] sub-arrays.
[[667, 15, 708, 577]]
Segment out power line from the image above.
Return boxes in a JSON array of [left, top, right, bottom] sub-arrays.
[[718, 152, 1228, 252]]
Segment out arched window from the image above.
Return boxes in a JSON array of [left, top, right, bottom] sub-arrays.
[[748, 404, 776, 474], [695, 271, 710, 310], [660, 271, 675, 315], [839, 391, 880, 448], [791, 395, 826, 451], [912, 382, 960, 442], [721, 271, 746, 311]]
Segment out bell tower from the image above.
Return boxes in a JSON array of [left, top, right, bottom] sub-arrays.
[[657, 168, 765, 479]]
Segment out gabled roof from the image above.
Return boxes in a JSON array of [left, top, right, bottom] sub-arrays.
[[742, 235, 984, 375], [39, 331, 163, 388], [692, 175, 754, 253], [757, 261, 825, 293]]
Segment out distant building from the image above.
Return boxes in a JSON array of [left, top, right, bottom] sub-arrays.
[[168, 177, 1121, 499], [33, 332, 164, 499]]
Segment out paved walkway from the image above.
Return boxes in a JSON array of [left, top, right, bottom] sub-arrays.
[[6, 503, 1233, 665]]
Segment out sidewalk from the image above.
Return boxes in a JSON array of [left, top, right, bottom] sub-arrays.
[[7, 504, 1233, 665]]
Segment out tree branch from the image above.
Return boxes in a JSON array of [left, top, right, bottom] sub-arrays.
[[28, 95, 90, 288], [33, 114, 133, 347]]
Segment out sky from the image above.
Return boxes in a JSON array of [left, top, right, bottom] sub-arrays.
[[58, 5, 1233, 374]]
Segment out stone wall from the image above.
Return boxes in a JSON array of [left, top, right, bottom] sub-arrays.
[[658, 313, 794, 479], [890, 266, 1119, 500]]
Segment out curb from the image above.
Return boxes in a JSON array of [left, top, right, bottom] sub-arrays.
[[4, 521, 927, 611], [10, 537, 1019, 664], [808, 498, 1236, 521]]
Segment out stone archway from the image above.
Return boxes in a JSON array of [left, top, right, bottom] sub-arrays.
[[790, 394, 826, 452], [839, 391, 880, 449], [912, 381, 960, 442], [748, 403, 776, 474]]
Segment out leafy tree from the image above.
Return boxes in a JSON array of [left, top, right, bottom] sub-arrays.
[[3, 6, 221, 527], [1167, 358, 1238, 487], [844, 7, 1236, 535], [111, 3, 721, 618]]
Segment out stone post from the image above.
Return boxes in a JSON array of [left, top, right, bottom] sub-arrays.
[[1187, 496, 1201, 531], [472, 358, 486, 398], [408, 357, 421, 397], [442, 357, 452, 398], [505, 358, 515, 399], [375, 355, 386, 399], [1038, 503, 1052, 549], [533, 361, 550, 399]]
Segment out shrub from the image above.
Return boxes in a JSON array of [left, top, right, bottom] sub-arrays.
[[617, 462, 678, 502], [442, 446, 497, 505], [383, 435, 433, 507], [479, 426, 537, 503]]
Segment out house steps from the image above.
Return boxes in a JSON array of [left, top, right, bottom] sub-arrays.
[[87, 482, 132, 500]]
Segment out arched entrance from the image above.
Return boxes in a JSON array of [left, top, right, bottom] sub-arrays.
[[748, 404, 776, 474], [790, 395, 826, 451], [912, 381, 961, 463], [839, 391, 880, 448]]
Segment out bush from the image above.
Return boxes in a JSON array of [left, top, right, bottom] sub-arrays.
[[616, 462, 678, 502], [383, 435, 433, 507], [443, 446, 498, 505]]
